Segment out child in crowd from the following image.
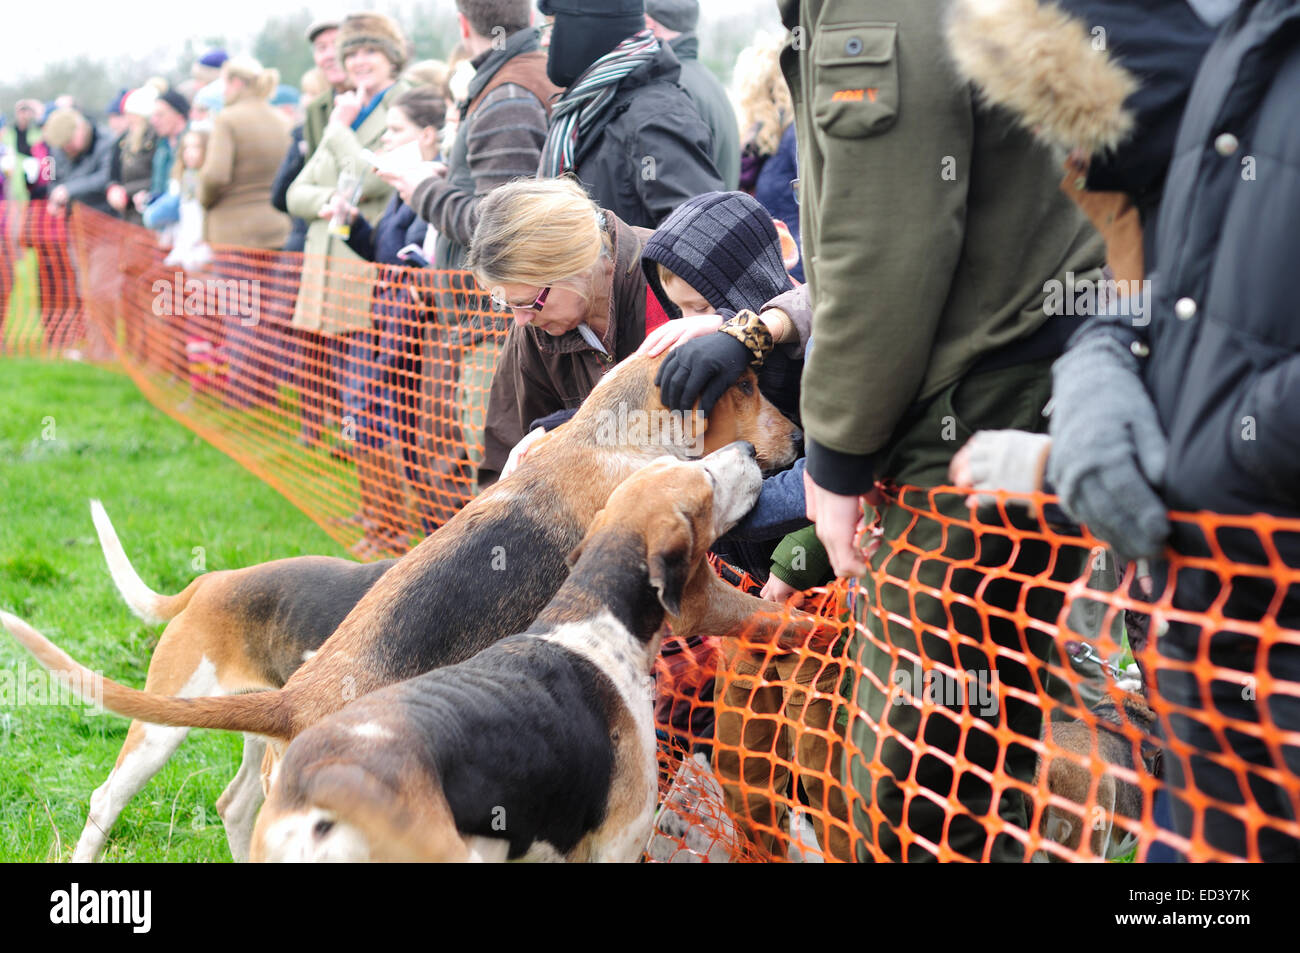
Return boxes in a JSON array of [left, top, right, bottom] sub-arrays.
[[636, 190, 851, 861], [142, 129, 224, 398], [164, 129, 213, 270], [639, 190, 827, 597]]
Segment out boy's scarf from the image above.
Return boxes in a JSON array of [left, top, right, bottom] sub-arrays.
[[539, 30, 659, 178]]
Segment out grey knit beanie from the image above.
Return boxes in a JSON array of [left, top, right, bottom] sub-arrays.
[[642, 191, 791, 319]]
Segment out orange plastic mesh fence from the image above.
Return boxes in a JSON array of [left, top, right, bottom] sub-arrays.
[[3, 202, 503, 538], [3, 202, 1298, 863]]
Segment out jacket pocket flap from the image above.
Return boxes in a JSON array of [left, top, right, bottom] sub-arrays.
[[815, 22, 897, 67]]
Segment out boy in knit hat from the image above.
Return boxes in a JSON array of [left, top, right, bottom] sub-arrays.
[[640, 189, 823, 593], [637, 191, 850, 861]]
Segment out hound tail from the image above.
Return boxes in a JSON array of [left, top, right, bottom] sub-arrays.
[[91, 499, 204, 625], [0, 611, 293, 739]]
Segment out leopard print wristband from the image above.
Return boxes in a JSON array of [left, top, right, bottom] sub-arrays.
[[719, 309, 774, 367]]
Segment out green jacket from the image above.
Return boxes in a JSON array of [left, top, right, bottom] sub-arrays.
[[769, 525, 832, 591], [302, 89, 335, 160], [287, 82, 406, 331], [779, 0, 1103, 494]]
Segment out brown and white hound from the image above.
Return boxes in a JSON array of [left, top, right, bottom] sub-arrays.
[[251, 443, 764, 862], [4, 354, 814, 859]]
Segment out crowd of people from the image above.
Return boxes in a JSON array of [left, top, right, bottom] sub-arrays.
[[2, 0, 1297, 863]]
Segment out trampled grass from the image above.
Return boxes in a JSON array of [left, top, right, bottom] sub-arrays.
[[0, 357, 345, 861]]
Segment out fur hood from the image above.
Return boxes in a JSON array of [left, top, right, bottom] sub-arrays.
[[945, 0, 1139, 155]]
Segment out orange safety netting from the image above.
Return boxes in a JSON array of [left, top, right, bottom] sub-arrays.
[[3, 201, 1298, 863]]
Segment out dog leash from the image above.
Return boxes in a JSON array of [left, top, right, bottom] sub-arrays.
[[1063, 638, 1126, 679], [1065, 640, 1164, 778]]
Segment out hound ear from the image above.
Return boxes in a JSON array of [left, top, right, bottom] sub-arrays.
[[565, 541, 585, 570], [646, 512, 694, 617]]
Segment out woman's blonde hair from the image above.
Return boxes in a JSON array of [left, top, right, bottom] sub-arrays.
[[124, 114, 150, 154], [467, 177, 611, 290], [222, 55, 279, 101], [730, 32, 793, 157], [403, 59, 450, 94]]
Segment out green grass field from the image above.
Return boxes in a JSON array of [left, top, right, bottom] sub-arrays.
[[0, 357, 345, 861]]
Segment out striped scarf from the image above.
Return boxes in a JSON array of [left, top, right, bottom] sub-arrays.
[[539, 30, 660, 178]]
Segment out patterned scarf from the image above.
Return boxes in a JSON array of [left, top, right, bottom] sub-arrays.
[[539, 30, 660, 178]]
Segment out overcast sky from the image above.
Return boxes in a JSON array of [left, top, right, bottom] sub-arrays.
[[0, 0, 780, 83]]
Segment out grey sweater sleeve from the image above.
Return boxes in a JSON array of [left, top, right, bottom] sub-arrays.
[[413, 83, 549, 248], [764, 284, 812, 357]]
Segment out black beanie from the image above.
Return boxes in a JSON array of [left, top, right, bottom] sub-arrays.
[[540, 0, 647, 88], [159, 89, 190, 119], [642, 191, 792, 319]]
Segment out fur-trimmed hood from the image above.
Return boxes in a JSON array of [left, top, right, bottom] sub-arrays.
[[945, 0, 1223, 218], [945, 0, 1138, 154]]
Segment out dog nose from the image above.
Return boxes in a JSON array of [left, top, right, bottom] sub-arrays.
[[790, 428, 804, 456], [736, 441, 756, 458]]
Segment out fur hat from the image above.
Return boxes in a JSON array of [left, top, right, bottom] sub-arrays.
[[338, 11, 408, 73], [945, 0, 1137, 155]]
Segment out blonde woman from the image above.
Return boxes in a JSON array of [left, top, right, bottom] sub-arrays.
[[731, 32, 802, 281], [199, 56, 291, 248], [106, 88, 158, 227], [402, 59, 450, 93], [467, 177, 653, 487], [195, 56, 293, 408]]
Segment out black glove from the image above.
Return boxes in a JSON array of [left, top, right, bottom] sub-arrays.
[[529, 407, 578, 432], [655, 330, 751, 418]]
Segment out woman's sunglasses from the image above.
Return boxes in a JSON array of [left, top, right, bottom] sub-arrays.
[[491, 286, 551, 313]]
